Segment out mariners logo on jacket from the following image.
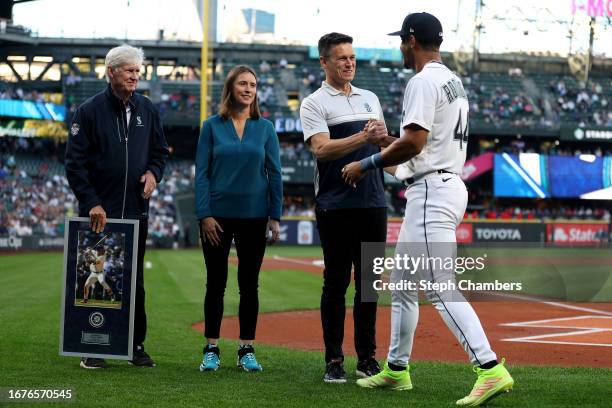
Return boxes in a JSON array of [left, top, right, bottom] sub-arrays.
[[70, 123, 80, 136]]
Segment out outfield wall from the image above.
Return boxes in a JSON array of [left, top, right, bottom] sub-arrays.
[[275, 218, 610, 247], [0, 219, 609, 251]]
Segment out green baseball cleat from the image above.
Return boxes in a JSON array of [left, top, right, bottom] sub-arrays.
[[356, 362, 413, 391], [456, 359, 514, 406]]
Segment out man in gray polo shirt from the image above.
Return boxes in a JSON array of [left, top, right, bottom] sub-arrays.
[[300, 32, 395, 383]]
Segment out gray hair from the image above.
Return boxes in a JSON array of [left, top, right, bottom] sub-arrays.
[[104, 44, 144, 82]]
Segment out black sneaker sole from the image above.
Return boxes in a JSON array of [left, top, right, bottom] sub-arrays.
[[323, 377, 347, 383]]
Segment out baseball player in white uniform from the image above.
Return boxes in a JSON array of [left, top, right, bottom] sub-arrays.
[[83, 246, 114, 303], [342, 13, 514, 406]]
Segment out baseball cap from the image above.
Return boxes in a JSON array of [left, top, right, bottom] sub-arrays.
[[388, 12, 443, 44]]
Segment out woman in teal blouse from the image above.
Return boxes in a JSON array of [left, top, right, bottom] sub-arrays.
[[195, 65, 283, 372]]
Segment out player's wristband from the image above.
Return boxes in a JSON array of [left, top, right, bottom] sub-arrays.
[[359, 152, 383, 171]]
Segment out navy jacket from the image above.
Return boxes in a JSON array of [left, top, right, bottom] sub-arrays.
[[65, 85, 169, 219]]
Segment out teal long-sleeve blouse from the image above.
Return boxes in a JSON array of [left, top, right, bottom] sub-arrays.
[[195, 115, 283, 221]]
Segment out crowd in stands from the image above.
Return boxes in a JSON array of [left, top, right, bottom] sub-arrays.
[[464, 206, 611, 221], [0, 85, 63, 105], [4, 57, 612, 238], [279, 142, 312, 161], [148, 163, 193, 239], [379, 70, 408, 121], [281, 197, 612, 221], [466, 84, 554, 130], [456, 74, 612, 129], [257, 60, 282, 112], [0, 135, 64, 157], [298, 66, 325, 99], [0, 137, 192, 238], [283, 196, 315, 217], [157, 91, 198, 118], [1, 144, 610, 239], [282, 198, 611, 221], [291, 64, 611, 131], [68, 57, 608, 133], [0, 155, 76, 236], [549, 79, 612, 127]]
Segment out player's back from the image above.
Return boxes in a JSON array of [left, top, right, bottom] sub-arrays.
[[398, 62, 469, 180]]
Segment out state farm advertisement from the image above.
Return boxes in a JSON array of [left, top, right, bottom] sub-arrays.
[[547, 222, 609, 246]]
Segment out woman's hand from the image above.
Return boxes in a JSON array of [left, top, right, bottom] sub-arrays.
[[266, 219, 280, 245], [201, 217, 224, 247]]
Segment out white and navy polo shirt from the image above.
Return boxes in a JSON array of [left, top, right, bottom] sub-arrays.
[[300, 81, 387, 210]]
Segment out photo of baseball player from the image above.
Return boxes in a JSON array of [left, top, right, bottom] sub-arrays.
[[74, 231, 125, 309], [341, 12, 514, 406]]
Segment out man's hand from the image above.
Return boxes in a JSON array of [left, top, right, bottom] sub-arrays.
[[266, 219, 280, 245], [201, 217, 224, 247], [364, 119, 387, 145], [342, 161, 364, 187], [140, 170, 157, 199], [89, 205, 106, 233]]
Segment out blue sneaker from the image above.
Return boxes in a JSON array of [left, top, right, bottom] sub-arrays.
[[237, 345, 263, 372], [199, 345, 220, 372]]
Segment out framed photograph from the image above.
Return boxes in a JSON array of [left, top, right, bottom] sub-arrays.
[[59, 217, 139, 360]]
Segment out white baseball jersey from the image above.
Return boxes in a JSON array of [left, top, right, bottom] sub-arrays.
[[395, 61, 468, 181], [92, 254, 106, 273]]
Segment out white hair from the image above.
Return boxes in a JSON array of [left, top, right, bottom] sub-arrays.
[[104, 44, 144, 82]]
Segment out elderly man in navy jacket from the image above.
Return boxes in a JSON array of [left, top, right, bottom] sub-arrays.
[[65, 44, 169, 370]]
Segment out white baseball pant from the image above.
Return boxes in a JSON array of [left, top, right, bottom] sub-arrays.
[[387, 172, 497, 367], [85, 272, 107, 287]]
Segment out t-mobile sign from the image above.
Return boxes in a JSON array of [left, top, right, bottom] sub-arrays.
[[572, 0, 612, 17]]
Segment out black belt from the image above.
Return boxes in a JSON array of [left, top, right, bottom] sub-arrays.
[[403, 169, 454, 186]]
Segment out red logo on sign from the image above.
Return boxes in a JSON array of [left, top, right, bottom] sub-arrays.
[[456, 223, 473, 244]]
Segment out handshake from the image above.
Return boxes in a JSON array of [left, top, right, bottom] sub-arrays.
[[363, 119, 388, 146], [340, 119, 388, 188]]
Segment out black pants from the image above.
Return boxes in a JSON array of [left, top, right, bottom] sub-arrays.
[[316, 207, 387, 363], [200, 217, 268, 340], [134, 218, 148, 348]]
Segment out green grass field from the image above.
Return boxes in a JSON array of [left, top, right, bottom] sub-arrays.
[[1, 247, 611, 407]]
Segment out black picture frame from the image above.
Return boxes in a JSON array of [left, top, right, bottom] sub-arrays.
[[59, 217, 139, 360]]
